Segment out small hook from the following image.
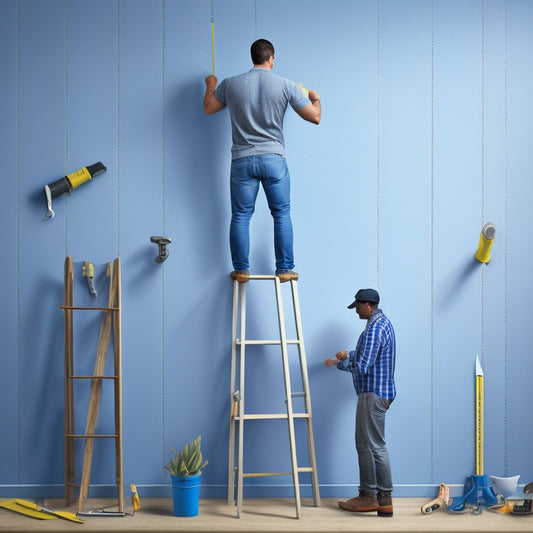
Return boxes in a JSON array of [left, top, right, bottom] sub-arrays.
[[150, 236, 172, 263]]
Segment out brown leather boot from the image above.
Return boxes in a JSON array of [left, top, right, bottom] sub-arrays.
[[377, 490, 393, 516], [230, 270, 250, 283], [338, 490, 378, 513]]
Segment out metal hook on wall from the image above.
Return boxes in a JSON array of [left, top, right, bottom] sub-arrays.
[[150, 236, 172, 263]]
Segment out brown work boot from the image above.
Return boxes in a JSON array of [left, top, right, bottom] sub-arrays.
[[377, 490, 393, 517], [276, 270, 298, 283], [338, 490, 378, 513], [230, 270, 249, 283]]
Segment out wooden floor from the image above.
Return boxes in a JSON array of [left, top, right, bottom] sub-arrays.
[[1, 497, 532, 532]]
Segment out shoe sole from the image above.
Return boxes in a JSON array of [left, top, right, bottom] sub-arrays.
[[338, 502, 393, 516], [230, 272, 250, 283], [377, 505, 393, 517], [338, 502, 378, 513], [277, 275, 298, 283]]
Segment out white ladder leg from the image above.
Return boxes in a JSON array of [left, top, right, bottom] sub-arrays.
[[236, 282, 247, 518], [228, 280, 239, 505], [290, 280, 321, 507], [274, 277, 301, 519]]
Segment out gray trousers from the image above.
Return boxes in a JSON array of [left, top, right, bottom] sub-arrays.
[[355, 392, 393, 494]]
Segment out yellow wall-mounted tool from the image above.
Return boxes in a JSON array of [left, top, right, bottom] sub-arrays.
[[475, 222, 496, 263], [44, 162, 106, 219], [82, 261, 98, 299]]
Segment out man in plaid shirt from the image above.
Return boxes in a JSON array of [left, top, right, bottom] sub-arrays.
[[325, 288, 396, 517]]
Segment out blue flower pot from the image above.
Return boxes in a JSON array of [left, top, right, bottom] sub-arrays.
[[170, 473, 201, 517]]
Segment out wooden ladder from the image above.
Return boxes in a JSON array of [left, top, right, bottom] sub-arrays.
[[62, 256, 123, 513], [227, 275, 320, 519]]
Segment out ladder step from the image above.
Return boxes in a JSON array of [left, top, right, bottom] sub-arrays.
[[66, 434, 119, 439], [241, 467, 315, 478], [243, 472, 292, 478], [236, 413, 310, 420], [68, 375, 119, 380], [236, 339, 300, 345], [233, 274, 299, 282], [240, 275, 278, 280]]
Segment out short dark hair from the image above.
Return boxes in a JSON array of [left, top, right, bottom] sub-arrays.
[[251, 39, 275, 65]]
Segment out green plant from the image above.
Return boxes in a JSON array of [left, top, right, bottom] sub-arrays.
[[165, 435, 208, 477]]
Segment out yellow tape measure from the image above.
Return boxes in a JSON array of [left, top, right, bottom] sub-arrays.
[[211, 22, 215, 75], [475, 357, 484, 476]]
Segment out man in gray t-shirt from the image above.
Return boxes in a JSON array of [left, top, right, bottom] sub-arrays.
[[203, 39, 321, 283]]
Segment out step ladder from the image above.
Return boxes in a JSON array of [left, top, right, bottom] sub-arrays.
[[227, 275, 320, 519], [62, 256, 124, 513]]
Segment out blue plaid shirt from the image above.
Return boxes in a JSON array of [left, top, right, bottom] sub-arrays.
[[337, 309, 396, 400]]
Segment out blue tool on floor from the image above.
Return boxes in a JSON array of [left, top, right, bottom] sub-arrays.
[[447, 356, 498, 513]]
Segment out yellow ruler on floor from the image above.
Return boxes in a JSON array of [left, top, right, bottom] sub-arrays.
[[0, 499, 57, 520]]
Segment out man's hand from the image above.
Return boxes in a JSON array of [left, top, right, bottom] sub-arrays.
[[205, 74, 218, 88], [324, 350, 347, 367], [336, 350, 348, 361], [308, 89, 320, 104], [203, 75, 225, 114], [296, 88, 321, 125]]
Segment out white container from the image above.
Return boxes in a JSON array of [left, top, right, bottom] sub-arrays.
[[490, 475, 520, 498]]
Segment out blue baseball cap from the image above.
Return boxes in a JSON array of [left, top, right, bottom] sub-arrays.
[[347, 288, 380, 309]]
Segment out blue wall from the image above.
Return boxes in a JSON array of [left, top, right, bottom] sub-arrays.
[[1, 0, 532, 500]]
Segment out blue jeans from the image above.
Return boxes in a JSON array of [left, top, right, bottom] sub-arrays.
[[355, 392, 393, 494], [230, 154, 294, 272]]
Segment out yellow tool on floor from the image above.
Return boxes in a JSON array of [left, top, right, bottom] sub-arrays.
[[131, 484, 140, 512], [0, 499, 57, 520], [15, 499, 84, 523]]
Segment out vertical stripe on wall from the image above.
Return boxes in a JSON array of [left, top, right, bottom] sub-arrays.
[[376, 0, 381, 290], [429, 0, 435, 485], [64, 0, 69, 257], [480, 0, 486, 367], [503, 0, 509, 478], [116, 0, 121, 257], [160, 0, 167, 474], [16, 0, 22, 484], [254, 0, 257, 37]]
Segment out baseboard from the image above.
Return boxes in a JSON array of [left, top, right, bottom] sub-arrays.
[[0, 483, 478, 500]]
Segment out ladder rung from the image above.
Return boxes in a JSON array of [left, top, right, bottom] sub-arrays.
[[241, 468, 315, 478], [66, 434, 119, 439], [236, 413, 310, 420], [236, 339, 300, 345], [240, 413, 287, 420], [60, 305, 120, 311], [234, 274, 299, 282], [68, 375, 119, 380], [243, 472, 292, 478]]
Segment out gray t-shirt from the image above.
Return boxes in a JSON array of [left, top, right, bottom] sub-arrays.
[[215, 68, 309, 159]]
